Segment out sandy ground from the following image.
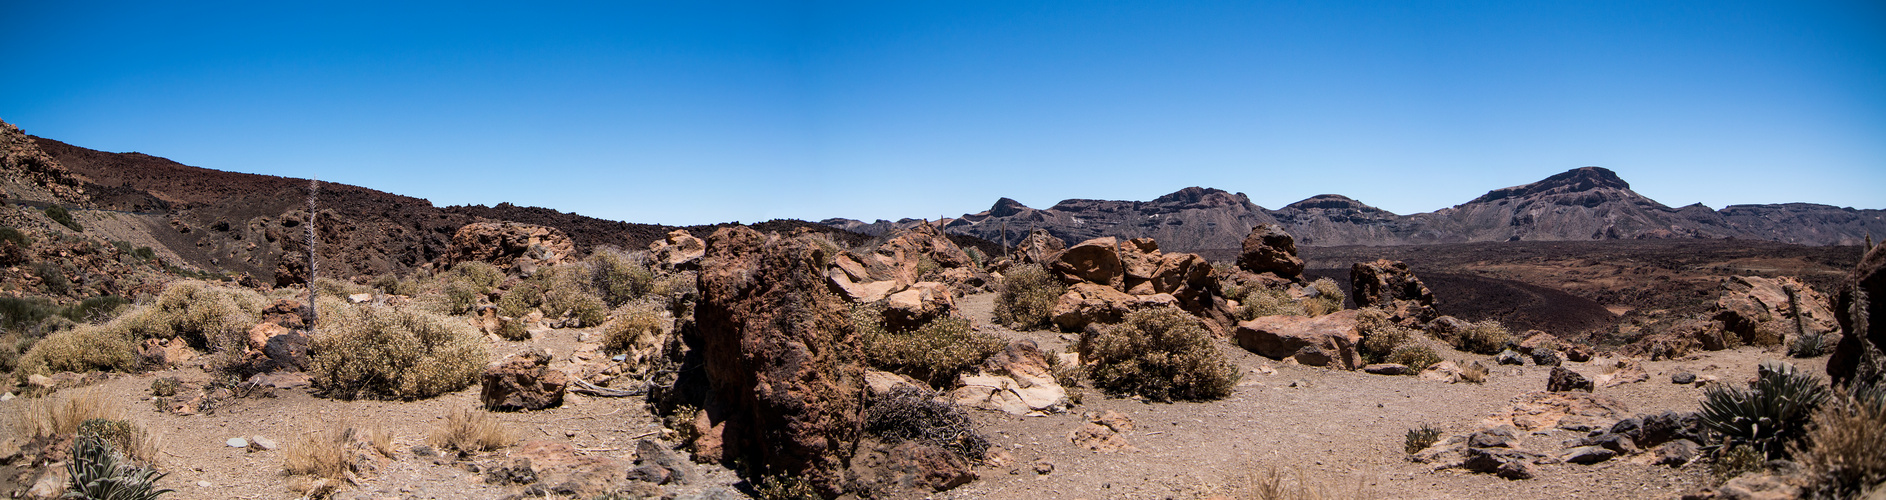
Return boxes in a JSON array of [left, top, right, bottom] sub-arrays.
[[2, 291, 1815, 499]]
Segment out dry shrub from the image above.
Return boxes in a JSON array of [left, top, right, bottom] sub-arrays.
[[540, 266, 607, 327], [429, 408, 514, 456], [863, 385, 990, 459], [14, 325, 137, 378], [1452, 320, 1513, 355], [1461, 361, 1490, 384], [1303, 278, 1346, 317], [994, 264, 1064, 330], [311, 277, 370, 300], [495, 282, 544, 319], [449, 261, 505, 290], [284, 425, 360, 487], [77, 417, 159, 465], [588, 248, 655, 307], [601, 303, 666, 357], [369, 273, 423, 297], [120, 279, 265, 351], [1385, 344, 1442, 373], [1225, 464, 1372, 500], [1239, 287, 1305, 320], [1082, 307, 1239, 402], [309, 300, 487, 400], [857, 305, 1005, 387], [1796, 383, 1886, 497], [1356, 308, 1416, 364], [13, 388, 118, 438], [1404, 424, 1442, 454]]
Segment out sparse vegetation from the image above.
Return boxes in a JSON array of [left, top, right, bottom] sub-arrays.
[[14, 388, 120, 439], [600, 303, 666, 357], [1238, 286, 1305, 320], [1224, 464, 1372, 500], [308, 300, 487, 400], [863, 385, 990, 459], [284, 423, 372, 494], [45, 204, 83, 231], [1404, 424, 1442, 454], [1712, 444, 1764, 480], [33, 262, 71, 294], [1699, 360, 1829, 460], [1385, 344, 1442, 373], [0, 225, 29, 247], [994, 263, 1065, 330], [1356, 308, 1416, 364], [1451, 320, 1513, 355], [120, 279, 265, 350], [856, 305, 1005, 387], [1082, 307, 1239, 402], [66, 432, 173, 500], [755, 474, 822, 500], [1788, 331, 1829, 358], [1794, 382, 1886, 497], [1304, 278, 1345, 316], [429, 408, 514, 457], [1461, 361, 1490, 384], [588, 248, 656, 307], [14, 324, 139, 377]]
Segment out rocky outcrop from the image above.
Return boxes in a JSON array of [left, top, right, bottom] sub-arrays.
[[1548, 366, 1594, 393], [1050, 237, 1125, 288], [882, 282, 956, 332], [1014, 228, 1065, 265], [695, 226, 863, 496], [1050, 283, 1140, 332], [1830, 244, 1886, 387], [1238, 224, 1304, 279], [481, 350, 569, 411], [646, 229, 706, 270], [1712, 276, 1838, 346], [1234, 310, 1363, 369], [444, 222, 577, 275], [1350, 259, 1437, 325], [949, 340, 1068, 416]]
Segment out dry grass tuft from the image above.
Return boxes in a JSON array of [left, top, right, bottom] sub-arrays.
[[1303, 278, 1346, 317], [1796, 383, 1886, 497], [1461, 361, 1490, 384], [13, 387, 119, 438], [1451, 320, 1513, 355], [284, 425, 360, 488], [429, 408, 514, 457], [1224, 464, 1373, 500]]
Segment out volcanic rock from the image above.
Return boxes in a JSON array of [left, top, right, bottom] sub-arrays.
[[1830, 243, 1886, 387], [481, 349, 569, 411], [647, 229, 706, 270], [1237, 224, 1304, 279], [1234, 310, 1363, 370], [443, 222, 576, 275], [1548, 366, 1594, 393], [1350, 259, 1437, 325], [1050, 237, 1125, 289]]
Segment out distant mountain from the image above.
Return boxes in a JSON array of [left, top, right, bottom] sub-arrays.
[[825, 166, 1885, 251]]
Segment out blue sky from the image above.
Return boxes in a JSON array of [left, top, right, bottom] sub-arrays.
[[3, 1, 1882, 225]]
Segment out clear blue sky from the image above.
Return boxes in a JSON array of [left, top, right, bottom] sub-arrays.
[[3, 1, 1882, 225]]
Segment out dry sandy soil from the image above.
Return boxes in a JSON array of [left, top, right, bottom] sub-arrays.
[[1, 291, 1814, 500]]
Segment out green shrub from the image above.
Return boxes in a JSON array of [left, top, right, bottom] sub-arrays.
[[1712, 444, 1764, 480], [65, 433, 172, 500], [1356, 308, 1416, 364], [994, 264, 1064, 330], [857, 305, 1004, 387], [1386, 344, 1443, 373], [449, 261, 505, 290], [369, 273, 423, 297], [0, 226, 30, 247], [1404, 424, 1442, 454], [1081, 307, 1239, 402], [1797, 382, 1886, 497], [1452, 320, 1513, 355], [588, 249, 655, 307], [1700, 360, 1829, 460], [0, 296, 58, 332], [863, 385, 990, 459], [132, 246, 157, 262], [495, 282, 543, 319], [540, 267, 607, 327], [15, 325, 138, 377], [44, 205, 82, 232], [32, 262, 70, 295], [309, 300, 488, 400]]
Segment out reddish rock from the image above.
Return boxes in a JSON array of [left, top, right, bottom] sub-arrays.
[[647, 229, 706, 270], [1713, 276, 1837, 346], [1350, 259, 1437, 325], [1014, 229, 1066, 265], [882, 282, 955, 331], [442, 222, 576, 275], [1234, 310, 1363, 370], [1831, 244, 1886, 387], [1237, 224, 1304, 279], [260, 299, 309, 329], [696, 226, 863, 496], [481, 350, 569, 411], [1548, 366, 1594, 393], [1050, 237, 1125, 289], [1050, 283, 1137, 332]]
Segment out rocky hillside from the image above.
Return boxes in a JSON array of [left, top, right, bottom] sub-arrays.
[[828, 166, 1886, 250]]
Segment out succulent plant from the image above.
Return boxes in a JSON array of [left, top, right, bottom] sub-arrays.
[[1698, 360, 1829, 459], [65, 433, 174, 500]]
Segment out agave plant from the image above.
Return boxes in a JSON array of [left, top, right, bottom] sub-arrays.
[[65, 433, 174, 500], [1698, 360, 1830, 460]]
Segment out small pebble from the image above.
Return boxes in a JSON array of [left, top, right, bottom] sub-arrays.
[[196, 481, 212, 487], [1671, 372, 1696, 384], [250, 436, 278, 451], [226, 437, 248, 448]]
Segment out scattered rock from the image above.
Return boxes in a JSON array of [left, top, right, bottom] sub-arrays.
[[443, 222, 577, 275], [250, 436, 278, 451], [227, 437, 249, 448], [1563, 445, 1617, 465], [1462, 447, 1536, 480], [1050, 282, 1142, 332], [1050, 237, 1126, 289], [1716, 472, 1802, 500], [1581, 433, 1639, 455], [138, 337, 195, 368], [1548, 366, 1593, 392], [1484, 391, 1629, 431], [1350, 259, 1436, 325], [846, 440, 979, 495], [647, 229, 706, 270], [1496, 350, 1525, 366], [1467, 427, 1521, 449], [882, 282, 956, 331], [1234, 310, 1363, 370], [1363, 363, 1410, 376], [480, 349, 569, 411], [1034, 461, 1055, 475], [1531, 348, 1563, 367], [628, 438, 693, 485], [1641, 439, 1700, 467], [1070, 411, 1136, 453], [1672, 371, 1697, 384], [1596, 359, 1650, 388]]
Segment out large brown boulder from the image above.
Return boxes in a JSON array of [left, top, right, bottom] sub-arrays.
[[647, 229, 706, 270], [481, 350, 569, 411], [1237, 224, 1304, 279], [443, 222, 576, 275], [1351, 259, 1437, 325], [882, 282, 956, 331], [1234, 309, 1363, 369], [695, 226, 863, 496], [878, 222, 975, 271], [1830, 244, 1886, 387], [1118, 237, 1162, 294], [1051, 283, 1137, 332], [1712, 276, 1838, 347], [1049, 237, 1125, 289], [949, 340, 1068, 416], [1015, 228, 1066, 265]]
